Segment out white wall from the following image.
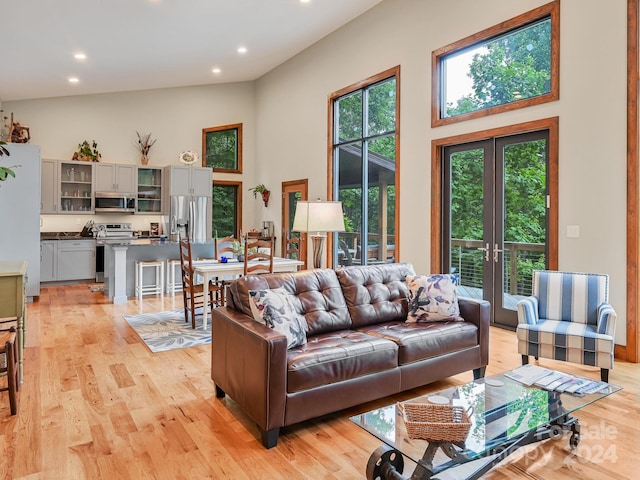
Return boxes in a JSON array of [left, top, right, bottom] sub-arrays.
[[254, 0, 628, 344], [4, 0, 629, 345], [5, 82, 258, 233]]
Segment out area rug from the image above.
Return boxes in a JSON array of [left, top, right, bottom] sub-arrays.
[[123, 309, 211, 353]]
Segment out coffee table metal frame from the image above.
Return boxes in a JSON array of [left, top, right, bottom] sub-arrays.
[[351, 371, 620, 480]]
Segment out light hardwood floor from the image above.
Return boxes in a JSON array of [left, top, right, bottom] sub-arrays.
[[0, 283, 638, 479]]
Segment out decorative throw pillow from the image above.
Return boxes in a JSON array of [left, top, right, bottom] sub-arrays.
[[406, 274, 463, 323], [249, 288, 307, 349]]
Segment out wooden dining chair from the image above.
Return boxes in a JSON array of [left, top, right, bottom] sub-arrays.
[[285, 236, 299, 260], [213, 236, 240, 302], [243, 236, 275, 276], [214, 236, 238, 259], [179, 236, 224, 328], [0, 318, 19, 415]]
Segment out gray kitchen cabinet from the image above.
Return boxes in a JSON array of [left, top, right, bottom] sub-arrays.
[[56, 240, 95, 281], [95, 163, 136, 194], [41, 159, 58, 213], [40, 241, 57, 282], [164, 165, 212, 197], [136, 167, 163, 213]]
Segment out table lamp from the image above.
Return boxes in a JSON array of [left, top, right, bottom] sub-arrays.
[[292, 200, 345, 268]]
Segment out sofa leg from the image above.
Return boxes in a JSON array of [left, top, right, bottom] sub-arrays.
[[260, 427, 279, 449], [601, 369, 609, 383], [473, 367, 486, 380], [215, 385, 226, 399], [521, 355, 529, 365]]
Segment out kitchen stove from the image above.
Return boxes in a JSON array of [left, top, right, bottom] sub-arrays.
[[94, 223, 133, 282]]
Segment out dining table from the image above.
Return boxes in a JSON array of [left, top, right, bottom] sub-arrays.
[[193, 257, 304, 328]]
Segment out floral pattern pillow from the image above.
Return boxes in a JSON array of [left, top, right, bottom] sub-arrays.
[[406, 274, 463, 323], [249, 288, 307, 349]]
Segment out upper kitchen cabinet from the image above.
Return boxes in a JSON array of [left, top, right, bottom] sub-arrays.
[[57, 160, 94, 213], [136, 167, 163, 214], [95, 163, 136, 194], [164, 165, 212, 197], [41, 159, 58, 213]]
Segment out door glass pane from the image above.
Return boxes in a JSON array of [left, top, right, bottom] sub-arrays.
[[337, 142, 362, 266], [502, 139, 547, 307], [450, 149, 485, 299]]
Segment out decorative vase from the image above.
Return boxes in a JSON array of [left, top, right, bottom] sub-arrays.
[[261, 190, 270, 207], [141, 154, 149, 166]]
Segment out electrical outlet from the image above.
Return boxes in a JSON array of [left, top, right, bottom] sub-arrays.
[[76, 218, 81, 225]]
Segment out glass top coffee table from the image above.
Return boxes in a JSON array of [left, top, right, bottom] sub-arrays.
[[350, 369, 621, 480]]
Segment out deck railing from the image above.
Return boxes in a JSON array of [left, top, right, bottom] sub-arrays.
[[451, 239, 545, 296]]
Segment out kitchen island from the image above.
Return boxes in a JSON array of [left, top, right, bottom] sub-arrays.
[[103, 239, 214, 303]]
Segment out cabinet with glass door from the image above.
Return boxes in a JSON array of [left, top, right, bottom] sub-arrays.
[[59, 161, 94, 213], [136, 167, 163, 213]]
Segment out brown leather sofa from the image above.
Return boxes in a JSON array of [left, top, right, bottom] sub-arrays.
[[211, 263, 490, 448]]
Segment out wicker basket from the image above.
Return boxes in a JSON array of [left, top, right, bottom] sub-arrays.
[[400, 402, 472, 443]]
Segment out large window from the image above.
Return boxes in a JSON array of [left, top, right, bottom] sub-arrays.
[[329, 66, 400, 267], [212, 180, 241, 238], [202, 123, 243, 173], [432, 1, 559, 126]]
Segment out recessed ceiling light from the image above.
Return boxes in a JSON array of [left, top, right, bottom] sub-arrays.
[[212, 68, 221, 74], [300, 0, 311, 3], [237, 46, 247, 54], [68, 77, 79, 83], [74, 53, 86, 60]]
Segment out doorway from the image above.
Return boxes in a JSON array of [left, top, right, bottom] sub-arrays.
[[441, 130, 551, 329], [282, 179, 308, 270]]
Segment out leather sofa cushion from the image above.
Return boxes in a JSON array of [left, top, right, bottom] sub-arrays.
[[358, 321, 479, 365], [336, 263, 415, 328], [227, 269, 353, 336], [286, 331, 398, 393]]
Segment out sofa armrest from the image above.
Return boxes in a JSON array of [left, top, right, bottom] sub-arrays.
[[516, 296, 539, 326], [458, 297, 491, 367], [211, 306, 289, 434], [597, 302, 617, 337]]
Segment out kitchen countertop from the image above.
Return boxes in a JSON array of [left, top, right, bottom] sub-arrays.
[[40, 233, 93, 240]]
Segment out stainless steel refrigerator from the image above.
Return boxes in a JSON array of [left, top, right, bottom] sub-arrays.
[[169, 195, 212, 243]]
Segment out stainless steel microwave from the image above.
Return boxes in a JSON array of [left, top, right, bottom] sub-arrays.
[[94, 192, 135, 213]]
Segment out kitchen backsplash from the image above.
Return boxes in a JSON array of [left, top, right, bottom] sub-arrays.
[[40, 214, 165, 234]]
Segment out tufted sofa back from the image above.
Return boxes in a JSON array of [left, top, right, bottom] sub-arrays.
[[335, 263, 415, 328], [227, 268, 353, 336]]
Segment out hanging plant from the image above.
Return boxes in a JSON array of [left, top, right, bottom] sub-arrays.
[[249, 184, 270, 207]]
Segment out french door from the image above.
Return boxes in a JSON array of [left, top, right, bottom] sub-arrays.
[[442, 130, 550, 329]]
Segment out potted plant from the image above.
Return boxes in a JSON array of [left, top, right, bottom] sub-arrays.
[[135, 132, 157, 165], [72, 140, 101, 162], [249, 184, 270, 207], [0, 140, 19, 184]]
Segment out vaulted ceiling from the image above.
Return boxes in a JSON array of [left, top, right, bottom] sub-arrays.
[[0, 0, 382, 101]]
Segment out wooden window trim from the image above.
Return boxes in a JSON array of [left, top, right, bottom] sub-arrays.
[[431, 1, 560, 127], [327, 66, 401, 265], [212, 179, 243, 238], [624, 0, 639, 363], [202, 123, 243, 174], [431, 116, 559, 273]]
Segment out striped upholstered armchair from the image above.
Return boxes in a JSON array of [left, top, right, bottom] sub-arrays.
[[516, 271, 617, 382]]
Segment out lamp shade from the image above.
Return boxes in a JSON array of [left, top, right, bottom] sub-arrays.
[[292, 201, 345, 233]]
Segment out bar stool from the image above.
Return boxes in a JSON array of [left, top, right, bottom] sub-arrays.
[[0, 327, 19, 415], [166, 259, 183, 294], [135, 260, 165, 300]]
